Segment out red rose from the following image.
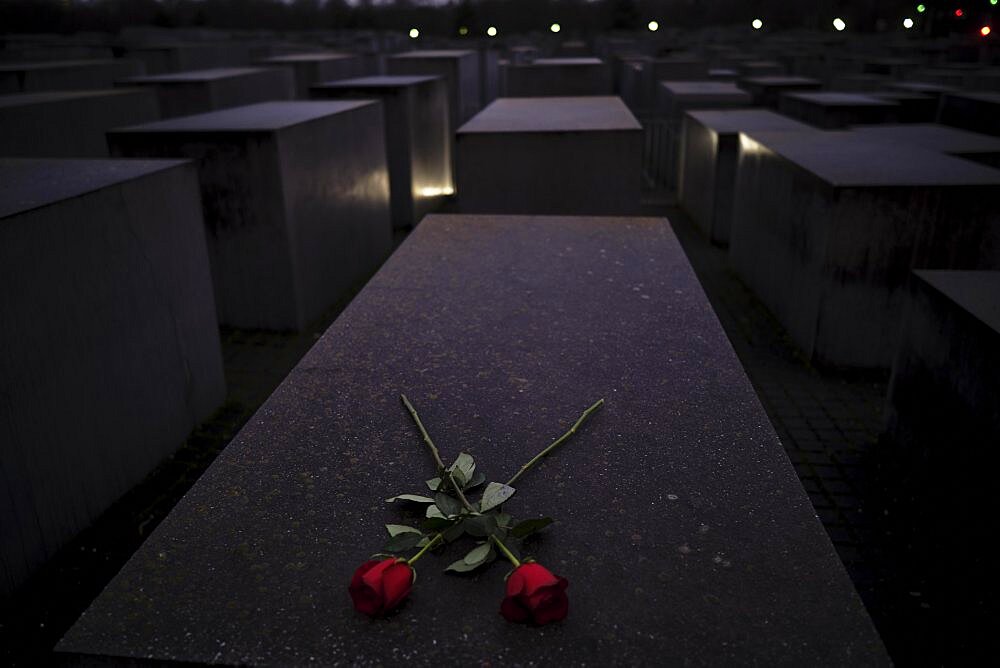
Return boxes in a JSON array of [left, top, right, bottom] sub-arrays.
[[499, 562, 569, 625], [349, 558, 414, 617]]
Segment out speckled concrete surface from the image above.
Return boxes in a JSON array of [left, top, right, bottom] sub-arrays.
[[58, 215, 887, 666]]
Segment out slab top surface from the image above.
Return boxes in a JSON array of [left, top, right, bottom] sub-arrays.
[[389, 49, 474, 59], [889, 81, 955, 93], [946, 91, 1000, 104], [742, 129, 1000, 187], [261, 52, 354, 63], [0, 158, 190, 220], [118, 67, 276, 83], [916, 270, 1000, 334], [0, 58, 117, 72], [660, 81, 750, 95], [458, 96, 641, 133], [312, 75, 439, 89], [740, 76, 821, 87], [0, 88, 147, 109], [57, 214, 887, 667], [109, 100, 375, 134], [850, 123, 1000, 154], [687, 109, 813, 135], [532, 57, 605, 66], [783, 92, 900, 107]]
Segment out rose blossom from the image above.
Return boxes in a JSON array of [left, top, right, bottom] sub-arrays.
[[349, 557, 414, 617], [499, 562, 569, 625]]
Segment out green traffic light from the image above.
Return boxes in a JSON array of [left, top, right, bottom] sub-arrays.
[[917, 4, 926, 12]]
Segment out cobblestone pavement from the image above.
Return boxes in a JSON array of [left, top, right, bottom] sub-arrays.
[[1, 211, 935, 666]]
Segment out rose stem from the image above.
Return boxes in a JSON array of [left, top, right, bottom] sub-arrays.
[[490, 535, 522, 568], [506, 398, 605, 486], [400, 394, 476, 512], [406, 533, 444, 566]]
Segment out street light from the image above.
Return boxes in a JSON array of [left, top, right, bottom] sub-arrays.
[[487, 26, 498, 38], [648, 21, 659, 32], [903, 18, 915, 29], [833, 18, 847, 31], [550, 23, 561, 33], [752, 19, 764, 30], [409, 28, 419, 39]]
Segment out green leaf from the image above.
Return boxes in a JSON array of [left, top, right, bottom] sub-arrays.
[[496, 513, 514, 530], [463, 514, 497, 537], [463, 471, 486, 490], [426, 504, 446, 519], [425, 477, 442, 492], [385, 524, 422, 537], [464, 542, 491, 564], [442, 521, 466, 542], [421, 516, 456, 531], [434, 492, 463, 517], [451, 452, 476, 479], [383, 532, 423, 553], [385, 494, 435, 504], [510, 517, 554, 539], [480, 482, 516, 512], [444, 543, 495, 573], [448, 467, 469, 488]]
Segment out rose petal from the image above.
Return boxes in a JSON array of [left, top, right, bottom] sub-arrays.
[[515, 563, 560, 597], [380, 561, 414, 613], [500, 595, 530, 623]]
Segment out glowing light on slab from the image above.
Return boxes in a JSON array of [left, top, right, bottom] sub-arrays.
[[487, 26, 498, 37], [739, 134, 765, 155], [752, 19, 764, 30], [983, 25, 993, 36], [409, 28, 419, 39], [903, 18, 915, 28], [833, 18, 847, 31], [648, 21, 659, 32], [550, 23, 561, 33], [418, 186, 454, 197]]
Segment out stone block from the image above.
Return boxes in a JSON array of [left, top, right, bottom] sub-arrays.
[[57, 213, 888, 666], [503, 57, 613, 97], [0, 88, 159, 157], [779, 92, 899, 129], [109, 101, 392, 331], [730, 130, 1000, 368], [0, 59, 143, 94], [312, 75, 451, 228], [116, 67, 295, 119], [848, 123, 1000, 168], [679, 110, 812, 245], [456, 97, 641, 215], [738, 75, 822, 109], [387, 50, 480, 126], [940, 92, 1000, 136], [0, 158, 225, 597], [258, 52, 364, 98]]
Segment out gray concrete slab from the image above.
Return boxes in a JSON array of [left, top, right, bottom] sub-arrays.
[[849, 123, 1000, 167], [0, 88, 159, 157], [312, 75, 451, 228], [0, 157, 225, 598], [503, 57, 613, 97], [940, 92, 1000, 137], [738, 75, 822, 108], [882, 270, 1000, 660], [109, 101, 392, 331], [730, 129, 1000, 368], [779, 92, 899, 129], [679, 109, 813, 245], [456, 97, 641, 215], [116, 67, 294, 118], [57, 213, 888, 667], [0, 59, 144, 94], [387, 50, 480, 126], [257, 52, 364, 98]]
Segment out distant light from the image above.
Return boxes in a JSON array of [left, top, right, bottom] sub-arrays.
[[917, 3, 926, 12], [903, 18, 915, 29], [983, 26, 993, 37], [833, 18, 847, 31], [409, 28, 419, 39], [752, 19, 764, 30], [459, 26, 468, 36], [487, 26, 498, 37], [993, 1, 999, 7], [648, 21, 659, 32], [550, 23, 561, 33], [955, 9, 964, 17]]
